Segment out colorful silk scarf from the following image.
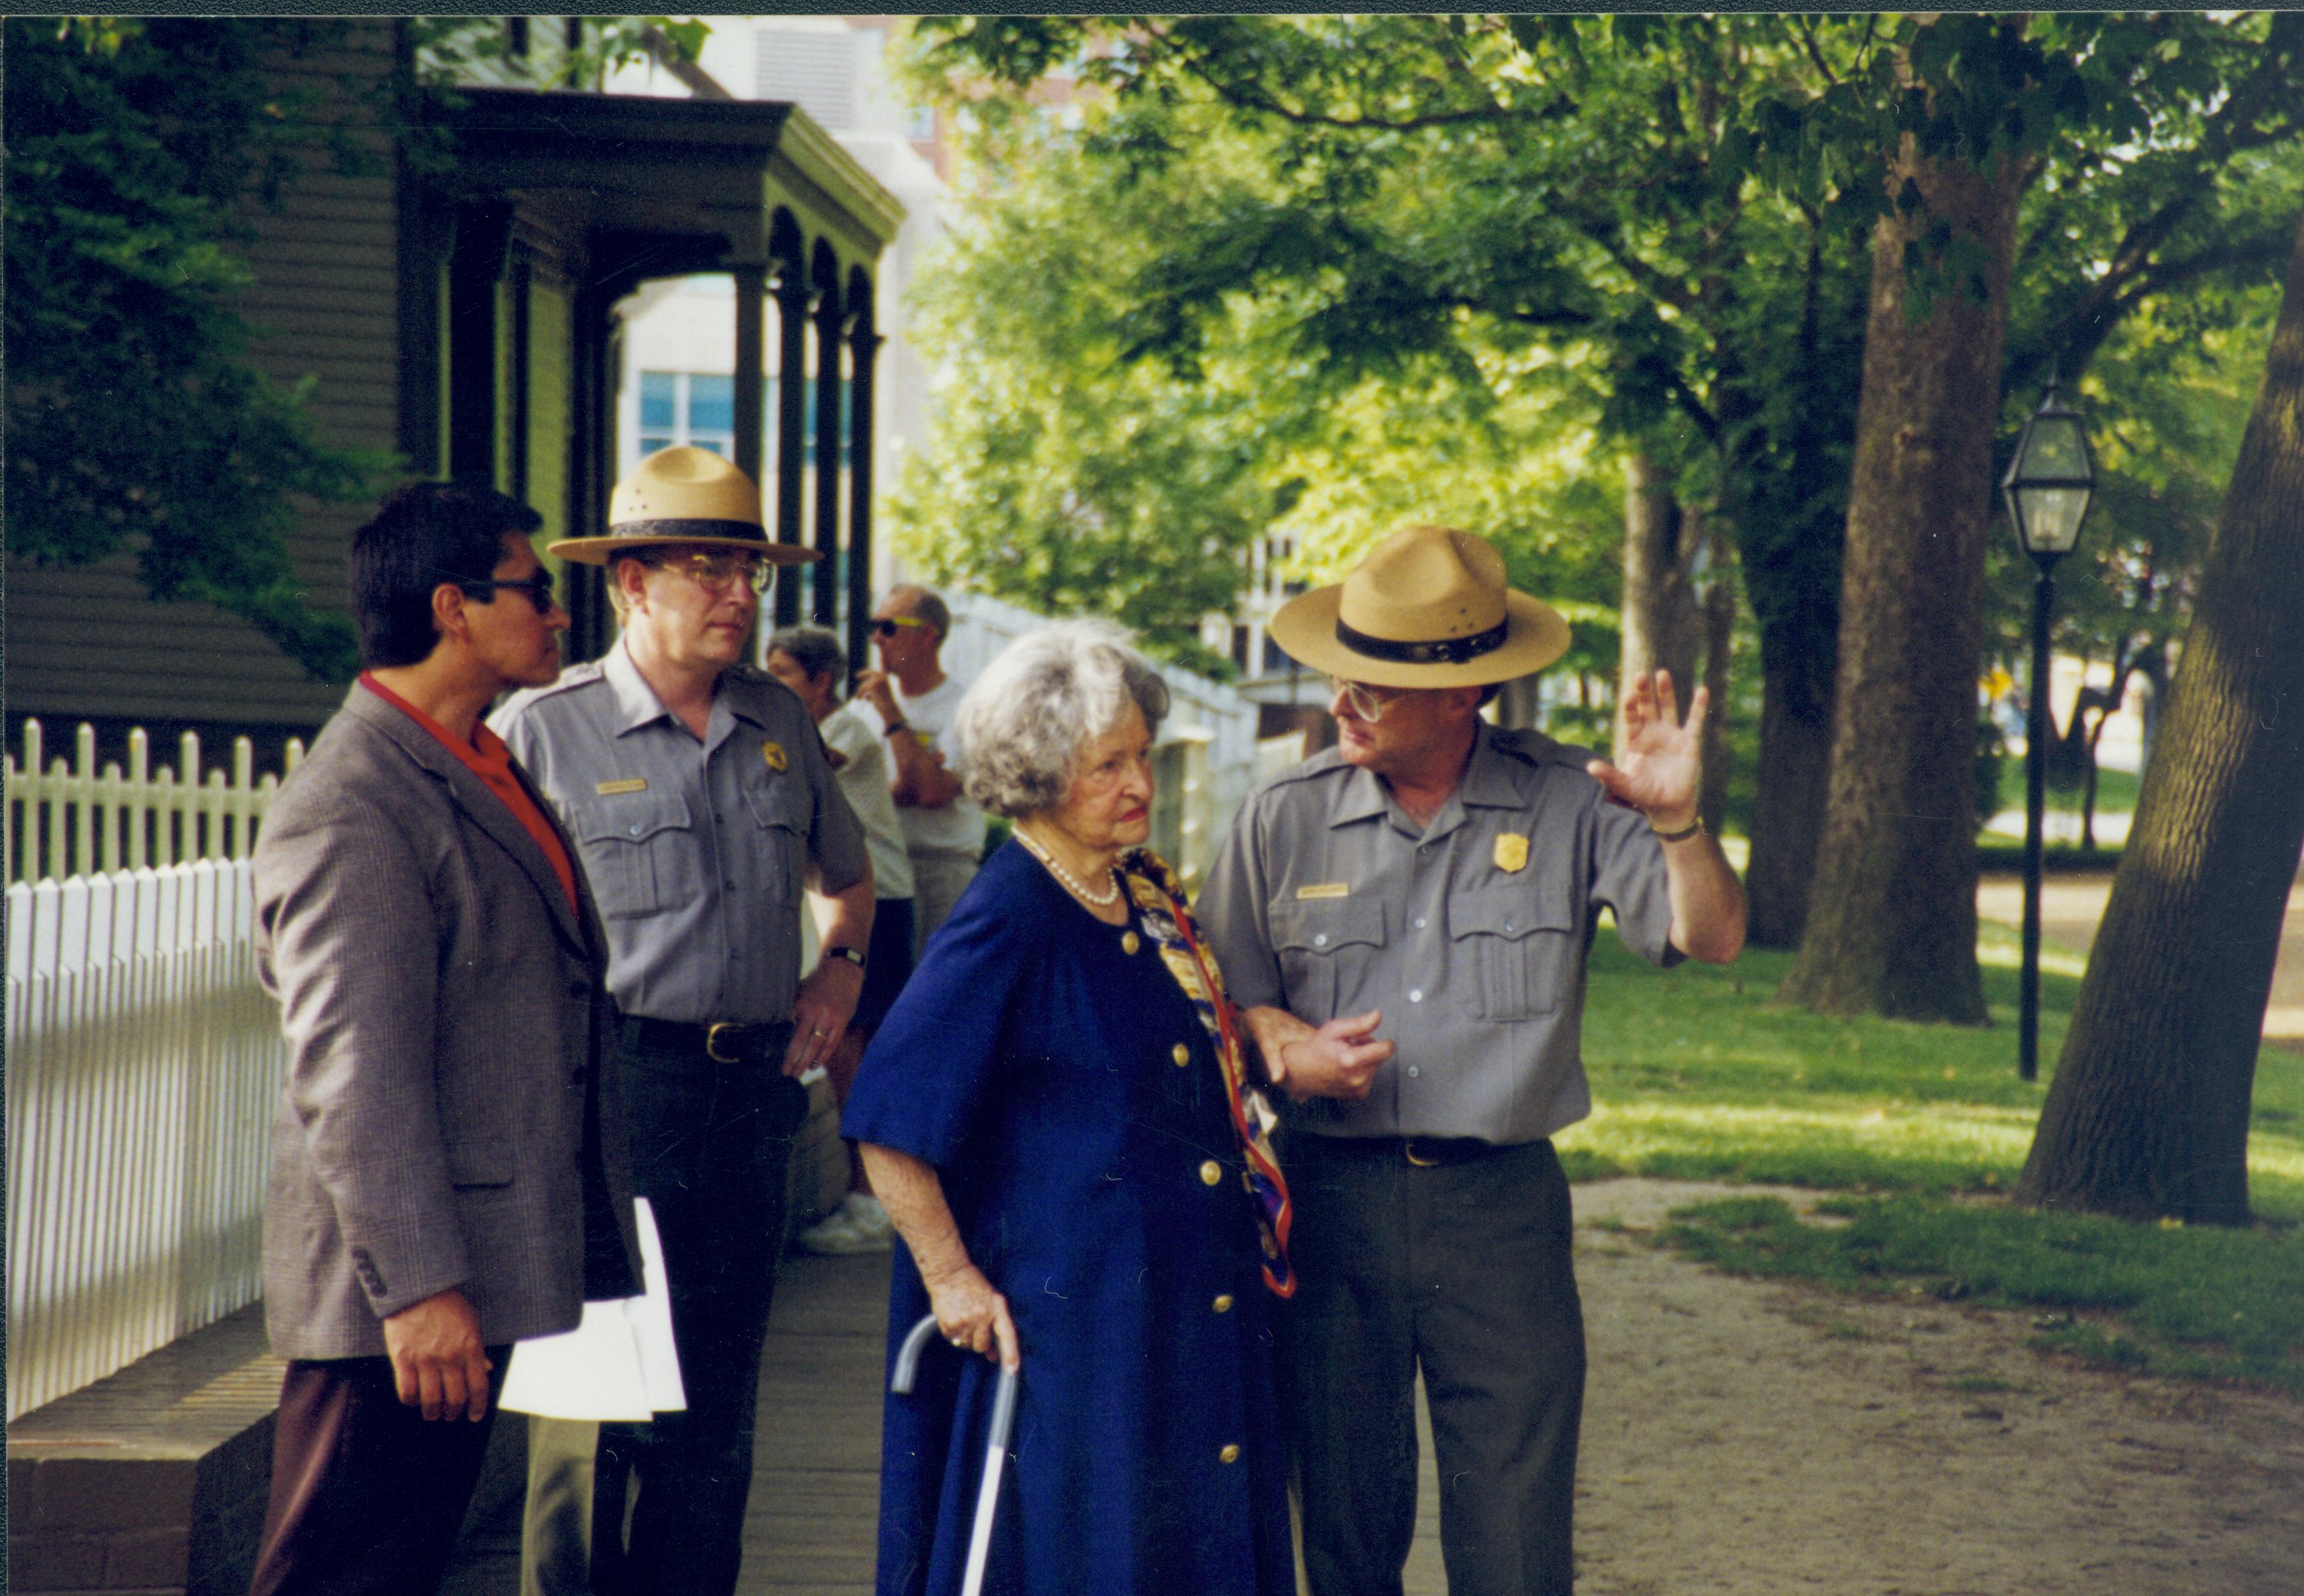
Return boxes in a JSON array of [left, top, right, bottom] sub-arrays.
[[1121, 850, 1295, 1298]]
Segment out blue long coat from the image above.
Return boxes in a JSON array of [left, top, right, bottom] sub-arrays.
[[843, 842, 1294, 1596]]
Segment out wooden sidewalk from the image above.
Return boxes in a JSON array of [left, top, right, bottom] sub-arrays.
[[443, 1250, 897, 1596]]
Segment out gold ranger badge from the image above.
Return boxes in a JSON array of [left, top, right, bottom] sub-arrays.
[[761, 741, 788, 772], [1493, 833, 1530, 873]]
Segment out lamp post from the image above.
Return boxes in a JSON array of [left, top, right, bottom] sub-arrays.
[[2001, 368, 2097, 1082]]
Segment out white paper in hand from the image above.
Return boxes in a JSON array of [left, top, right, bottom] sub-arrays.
[[501, 1197, 686, 1421]]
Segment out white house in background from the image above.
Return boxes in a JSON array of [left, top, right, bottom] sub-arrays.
[[604, 17, 947, 607]]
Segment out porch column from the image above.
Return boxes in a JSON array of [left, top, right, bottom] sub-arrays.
[[773, 258, 810, 627], [732, 265, 766, 509], [844, 275, 881, 683], [810, 261, 844, 626]]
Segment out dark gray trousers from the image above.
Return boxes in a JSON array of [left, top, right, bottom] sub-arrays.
[[522, 1023, 806, 1596], [1280, 1134, 1585, 1596]]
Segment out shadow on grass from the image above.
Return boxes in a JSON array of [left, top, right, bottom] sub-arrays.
[[1661, 1194, 2304, 1398], [1567, 928, 2304, 1393]]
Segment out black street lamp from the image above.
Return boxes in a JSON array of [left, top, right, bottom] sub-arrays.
[[2001, 368, 2097, 1082]]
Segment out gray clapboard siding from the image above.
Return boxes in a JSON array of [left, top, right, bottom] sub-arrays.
[[7, 24, 400, 733]]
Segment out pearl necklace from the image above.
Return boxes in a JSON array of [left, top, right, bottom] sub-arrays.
[[1016, 828, 1122, 907]]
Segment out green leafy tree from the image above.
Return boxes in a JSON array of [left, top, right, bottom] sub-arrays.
[[5, 17, 708, 683], [1780, 12, 2304, 1022], [891, 103, 1623, 675], [6, 19, 387, 679], [2016, 202, 2304, 1226]]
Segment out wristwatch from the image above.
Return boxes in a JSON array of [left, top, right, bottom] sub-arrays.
[[824, 945, 867, 972], [881, 719, 909, 739]]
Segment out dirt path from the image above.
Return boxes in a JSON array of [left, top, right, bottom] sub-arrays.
[[1975, 871, 2304, 1049], [1491, 1179, 2304, 1596]]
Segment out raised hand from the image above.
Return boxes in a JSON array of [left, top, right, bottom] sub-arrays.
[[1585, 669, 1706, 826]]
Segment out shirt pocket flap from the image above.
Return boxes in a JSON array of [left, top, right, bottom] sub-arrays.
[[1448, 883, 1573, 943], [445, 1137, 515, 1188], [572, 793, 691, 846], [741, 773, 809, 834], [1272, 897, 1387, 954]]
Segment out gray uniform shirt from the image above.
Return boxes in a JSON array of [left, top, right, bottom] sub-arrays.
[[1197, 723, 1678, 1145], [493, 641, 869, 1026]]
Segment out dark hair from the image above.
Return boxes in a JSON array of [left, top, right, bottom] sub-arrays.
[[350, 483, 542, 668], [770, 625, 846, 694]]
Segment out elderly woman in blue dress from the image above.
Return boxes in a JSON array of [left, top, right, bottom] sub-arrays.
[[842, 620, 1296, 1596]]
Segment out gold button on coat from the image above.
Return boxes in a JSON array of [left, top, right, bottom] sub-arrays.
[[1212, 1294, 1234, 1313], [1219, 1444, 1242, 1464], [1120, 931, 1141, 955], [1171, 1043, 1192, 1068], [1199, 1160, 1222, 1187]]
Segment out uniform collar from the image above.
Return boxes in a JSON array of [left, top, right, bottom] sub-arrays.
[[1461, 722, 1538, 808], [1326, 720, 1528, 831], [601, 637, 764, 738]]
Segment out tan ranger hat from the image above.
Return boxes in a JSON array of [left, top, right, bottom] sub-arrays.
[[548, 445, 822, 566], [1268, 524, 1571, 689]]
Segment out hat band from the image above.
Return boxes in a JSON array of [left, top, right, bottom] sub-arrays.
[[606, 518, 766, 542], [1335, 616, 1509, 667]]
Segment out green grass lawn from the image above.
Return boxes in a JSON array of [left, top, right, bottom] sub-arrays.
[[1990, 758, 2141, 818], [1566, 925, 2304, 1393]]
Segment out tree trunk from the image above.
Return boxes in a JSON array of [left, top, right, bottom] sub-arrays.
[[1698, 522, 1737, 835], [1744, 655, 1835, 949], [2016, 207, 2304, 1226], [1616, 454, 1703, 762], [1779, 138, 2030, 1022]]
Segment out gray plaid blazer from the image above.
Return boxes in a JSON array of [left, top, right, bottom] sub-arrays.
[[255, 685, 642, 1361]]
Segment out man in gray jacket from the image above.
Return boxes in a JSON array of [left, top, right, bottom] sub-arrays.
[[247, 482, 640, 1595]]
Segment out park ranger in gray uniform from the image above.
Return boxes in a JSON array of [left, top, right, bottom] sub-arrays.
[[492, 447, 873, 1596], [1197, 524, 1746, 1596]]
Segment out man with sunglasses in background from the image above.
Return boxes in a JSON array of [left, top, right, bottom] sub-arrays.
[[493, 446, 872, 1596], [1198, 524, 1745, 1596], [852, 584, 986, 958]]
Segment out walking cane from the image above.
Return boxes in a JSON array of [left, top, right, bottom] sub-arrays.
[[892, 1311, 1020, 1596]]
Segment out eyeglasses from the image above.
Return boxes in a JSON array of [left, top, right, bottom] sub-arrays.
[[641, 550, 775, 594], [871, 615, 928, 637], [1326, 675, 1404, 723], [457, 570, 560, 614]]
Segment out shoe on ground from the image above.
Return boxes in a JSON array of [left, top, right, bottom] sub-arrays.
[[842, 1193, 893, 1241], [798, 1200, 892, 1256]]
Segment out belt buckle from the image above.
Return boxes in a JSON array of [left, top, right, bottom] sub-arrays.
[[705, 1021, 744, 1064], [1404, 1139, 1440, 1168]]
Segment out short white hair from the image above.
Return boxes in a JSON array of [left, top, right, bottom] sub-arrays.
[[955, 620, 1170, 818]]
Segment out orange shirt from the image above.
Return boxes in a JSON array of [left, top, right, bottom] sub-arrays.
[[359, 673, 580, 917]]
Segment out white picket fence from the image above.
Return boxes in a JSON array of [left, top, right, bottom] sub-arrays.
[[3, 719, 305, 1418], [6, 859, 283, 1419], [5, 719, 304, 886]]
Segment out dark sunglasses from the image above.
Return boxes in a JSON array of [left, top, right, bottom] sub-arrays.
[[457, 570, 560, 613], [871, 615, 927, 638]]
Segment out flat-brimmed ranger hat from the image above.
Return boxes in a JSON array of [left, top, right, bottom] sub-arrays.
[[1268, 524, 1570, 689], [548, 445, 822, 566]]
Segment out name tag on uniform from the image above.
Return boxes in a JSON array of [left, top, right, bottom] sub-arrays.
[[761, 741, 788, 772], [1493, 834, 1530, 873], [596, 778, 648, 796], [1296, 881, 1350, 900]]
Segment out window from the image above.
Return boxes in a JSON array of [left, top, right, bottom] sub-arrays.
[[632, 372, 859, 471], [634, 371, 733, 459]]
